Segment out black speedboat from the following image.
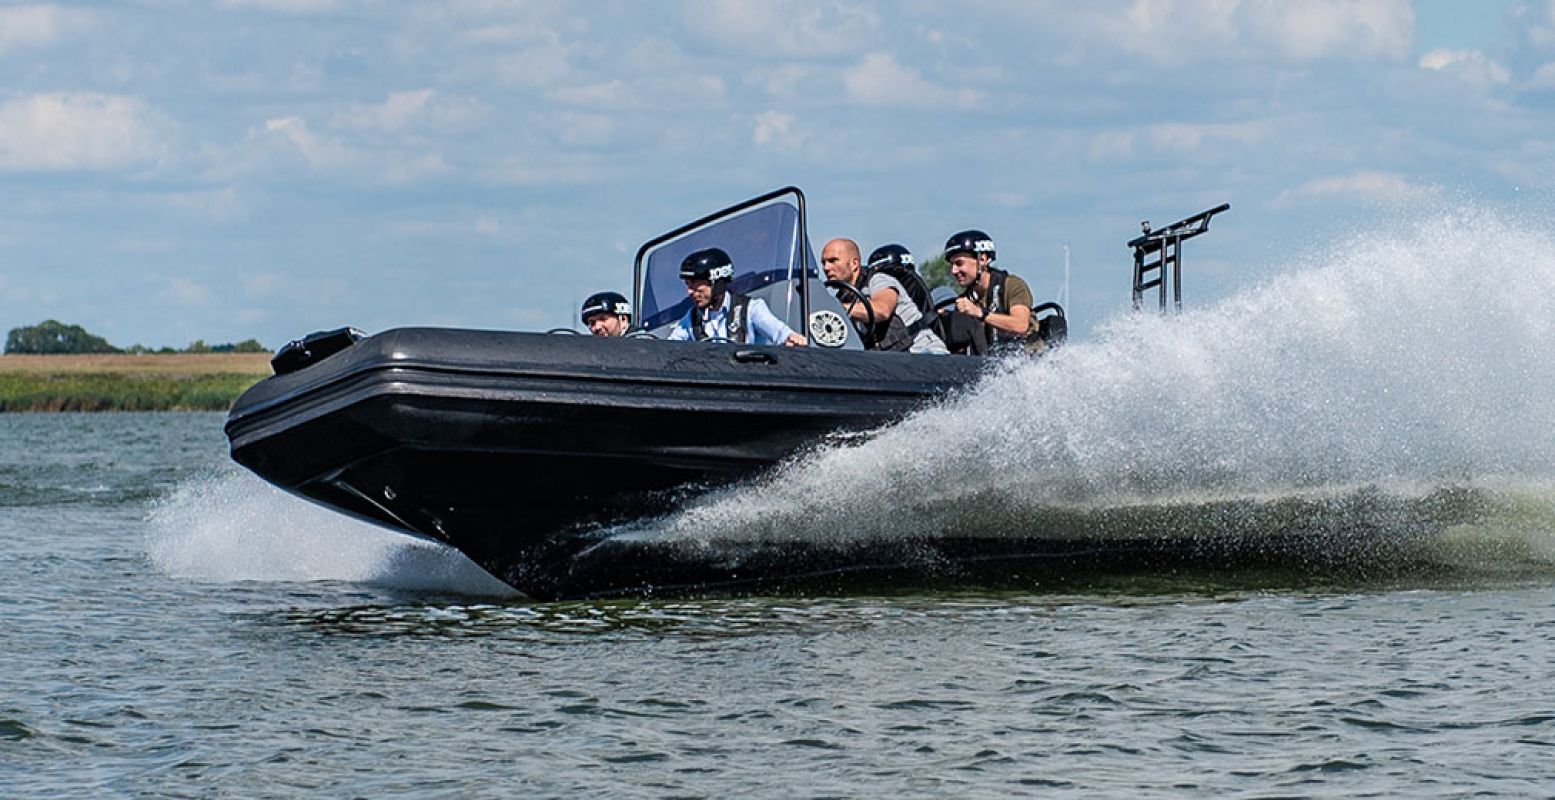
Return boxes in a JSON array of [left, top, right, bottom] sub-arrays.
[[229, 190, 1462, 598], [226, 187, 999, 597], [225, 188, 1293, 597]]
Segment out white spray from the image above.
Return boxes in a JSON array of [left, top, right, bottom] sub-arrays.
[[645, 208, 1555, 554], [145, 470, 516, 595]]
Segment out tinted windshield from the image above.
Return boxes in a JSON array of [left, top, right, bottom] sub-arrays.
[[638, 201, 817, 331]]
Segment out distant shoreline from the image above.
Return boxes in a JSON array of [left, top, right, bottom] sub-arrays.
[[0, 353, 272, 412]]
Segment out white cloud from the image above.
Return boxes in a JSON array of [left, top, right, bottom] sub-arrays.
[[552, 111, 616, 147], [162, 278, 214, 307], [262, 116, 362, 170], [1523, 0, 1555, 48], [1527, 61, 1555, 91], [242, 272, 285, 298], [332, 89, 486, 133], [216, 0, 342, 13], [753, 110, 806, 151], [1086, 121, 1267, 161], [159, 187, 245, 223], [1275, 170, 1438, 206], [218, 116, 449, 183], [843, 52, 982, 109], [1418, 49, 1510, 88], [1034, 0, 1413, 66], [1146, 121, 1267, 151], [756, 64, 819, 99], [486, 41, 574, 90], [0, 93, 168, 172], [0, 5, 94, 54], [1244, 0, 1413, 62], [478, 153, 610, 187], [1087, 130, 1136, 160], [548, 80, 632, 108], [683, 0, 878, 59], [548, 74, 727, 112]]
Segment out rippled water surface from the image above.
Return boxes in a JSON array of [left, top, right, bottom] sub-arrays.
[[4, 412, 1554, 798]]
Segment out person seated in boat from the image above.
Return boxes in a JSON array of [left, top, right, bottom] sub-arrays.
[[939, 229, 1043, 355], [667, 247, 806, 346], [579, 291, 632, 337], [820, 238, 947, 354]]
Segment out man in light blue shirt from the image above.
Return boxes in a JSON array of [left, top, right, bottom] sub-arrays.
[[667, 247, 806, 346]]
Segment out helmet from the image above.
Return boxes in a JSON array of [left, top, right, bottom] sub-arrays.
[[580, 291, 631, 323], [943, 229, 995, 261], [679, 248, 735, 282], [867, 243, 915, 272]]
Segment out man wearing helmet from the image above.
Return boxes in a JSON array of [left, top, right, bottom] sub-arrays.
[[667, 247, 806, 346], [820, 238, 947, 354], [941, 229, 1040, 355], [579, 291, 632, 337]]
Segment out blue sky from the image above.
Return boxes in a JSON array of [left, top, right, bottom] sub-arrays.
[[0, 0, 1547, 348]]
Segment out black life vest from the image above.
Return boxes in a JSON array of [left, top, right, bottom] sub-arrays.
[[858, 266, 942, 352], [963, 267, 1041, 348], [690, 290, 751, 343]]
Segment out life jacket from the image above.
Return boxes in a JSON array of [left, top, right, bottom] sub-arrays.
[[858, 265, 942, 352], [690, 290, 751, 343], [964, 267, 1042, 349]]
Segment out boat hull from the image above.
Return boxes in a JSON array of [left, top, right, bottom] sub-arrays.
[[225, 327, 988, 596]]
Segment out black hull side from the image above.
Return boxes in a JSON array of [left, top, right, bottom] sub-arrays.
[[225, 328, 988, 595]]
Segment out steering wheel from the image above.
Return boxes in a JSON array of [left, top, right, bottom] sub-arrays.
[[626, 330, 659, 340], [823, 279, 877, 339], [546, 327, 583, 335]]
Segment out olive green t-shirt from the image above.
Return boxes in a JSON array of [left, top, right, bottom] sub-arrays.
[[967, 272, 1036, 336]]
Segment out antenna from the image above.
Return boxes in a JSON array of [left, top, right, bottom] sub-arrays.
[[1060, 242, 1071, 311]]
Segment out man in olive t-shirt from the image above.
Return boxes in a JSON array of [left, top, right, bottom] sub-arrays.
[[942, 229, 1041, 355]]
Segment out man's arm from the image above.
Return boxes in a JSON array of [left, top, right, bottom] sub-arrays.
[[986, 275, 1034, 336], [850, 288, 896, 323], [983, 304, 1031, 336], [665, 310, 693, 341], [850, 274, 899, 323]]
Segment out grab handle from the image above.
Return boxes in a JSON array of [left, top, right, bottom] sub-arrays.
[[733, 350, 776, 365]]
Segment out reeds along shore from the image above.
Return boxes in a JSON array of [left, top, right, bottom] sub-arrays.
[[0, 354, 272, 412]]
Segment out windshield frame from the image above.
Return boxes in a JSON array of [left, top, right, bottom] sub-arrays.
[[631, 186, 813, 339]]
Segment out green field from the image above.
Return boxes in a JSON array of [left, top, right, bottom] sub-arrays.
[[0, 354, 272, 412]]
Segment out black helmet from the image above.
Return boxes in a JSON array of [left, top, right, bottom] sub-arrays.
[[943, 229, 995, 261], [679, 247, 735, 282], [580, 291, 631, 323], [867, 243, 915, 272]]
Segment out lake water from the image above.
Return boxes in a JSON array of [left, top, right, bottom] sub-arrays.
[[8, 212, 1555, 797], [4, 411, 1554, 798]]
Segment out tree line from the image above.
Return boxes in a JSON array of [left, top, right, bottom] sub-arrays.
[[3, 320, 266, 355]]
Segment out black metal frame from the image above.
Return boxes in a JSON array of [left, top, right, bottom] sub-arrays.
[[631, 186, 812, 342], [1129, 203, 1230, 312]]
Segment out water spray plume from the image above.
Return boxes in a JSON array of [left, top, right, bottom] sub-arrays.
[[145, 471, 515, 595], [646, 208, 1555, 563]]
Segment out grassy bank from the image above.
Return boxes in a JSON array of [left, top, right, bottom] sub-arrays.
[[0, 354, 272, 412]]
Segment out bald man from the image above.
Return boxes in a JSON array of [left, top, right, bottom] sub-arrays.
[[820, 238, 946, 354]]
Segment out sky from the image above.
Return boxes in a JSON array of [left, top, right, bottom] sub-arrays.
[[0, 0, 1549, 348]]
